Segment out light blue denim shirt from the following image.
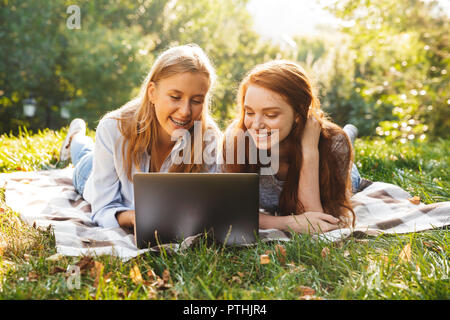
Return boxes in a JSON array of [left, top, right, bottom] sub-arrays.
[[83, 115, 220, 228]]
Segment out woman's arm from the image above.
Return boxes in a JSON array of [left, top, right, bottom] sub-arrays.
[[116, 210, 135, 228], [298, 115, 324, 213], [259, 212, 339, 234], [298, 149, 323, 212], [87, 118, 133, 228]]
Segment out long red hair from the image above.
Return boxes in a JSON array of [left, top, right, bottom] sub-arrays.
[[223, 60, 355, 226]]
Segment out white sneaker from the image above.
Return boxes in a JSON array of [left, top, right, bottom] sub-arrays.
[[59, 118, 86, 162], [343, 124, 358, 147]]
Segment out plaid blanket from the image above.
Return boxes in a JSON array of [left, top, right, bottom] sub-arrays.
[[1, 167, 449, 261]]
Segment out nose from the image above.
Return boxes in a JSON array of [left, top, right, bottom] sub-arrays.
[[178, 99, 192, 118], [252, 115, 266, 130]]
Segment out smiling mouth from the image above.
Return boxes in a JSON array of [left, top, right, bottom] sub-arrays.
[[170, 116, 190, 127], [252, 131, 273, 139]]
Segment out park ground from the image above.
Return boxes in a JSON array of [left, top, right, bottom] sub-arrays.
[[0, 128, 448, 299]]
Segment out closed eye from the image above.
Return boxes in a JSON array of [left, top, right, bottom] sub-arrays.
[[170, 96, 181, 100]]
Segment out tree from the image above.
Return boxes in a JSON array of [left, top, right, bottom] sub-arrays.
[[323, 0, 449, 140], [0, 0, 281, 133]]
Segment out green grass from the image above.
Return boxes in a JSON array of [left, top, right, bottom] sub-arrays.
[[0, 128, 449, 300]]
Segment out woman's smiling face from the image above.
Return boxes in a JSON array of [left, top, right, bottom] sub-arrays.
[[243, 84, 297, 150], [148, 72, 210, 142]]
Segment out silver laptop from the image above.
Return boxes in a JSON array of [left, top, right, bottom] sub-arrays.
[[133, 173, 259, 249]]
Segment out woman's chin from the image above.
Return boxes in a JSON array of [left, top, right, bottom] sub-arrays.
[[253, 138, 272, 151]]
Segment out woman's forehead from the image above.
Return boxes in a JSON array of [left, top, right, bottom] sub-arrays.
[[244, 84, 291, 110], [158, 72, 210, 94]]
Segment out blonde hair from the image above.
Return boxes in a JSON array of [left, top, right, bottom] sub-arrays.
[[105, 44, 220, 180]]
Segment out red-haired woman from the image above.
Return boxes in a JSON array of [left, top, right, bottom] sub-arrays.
[[222, 60, 361, 234]]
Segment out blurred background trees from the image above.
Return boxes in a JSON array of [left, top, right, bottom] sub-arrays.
[[0, 0, 448, 140], [320, 0, 449, 140]]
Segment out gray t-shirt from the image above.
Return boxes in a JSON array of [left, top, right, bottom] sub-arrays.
[[259, 172, 285, 215], [258, 133, 353, 215]]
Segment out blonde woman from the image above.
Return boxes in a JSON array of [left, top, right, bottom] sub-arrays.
[[59, 44, 221, 229]]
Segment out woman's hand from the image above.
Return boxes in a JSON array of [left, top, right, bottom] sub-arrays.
[[301, 112, 322, 151], [116, 210, 135, 229], [282, 211, 340, 234], [298, 112, 323, 213]]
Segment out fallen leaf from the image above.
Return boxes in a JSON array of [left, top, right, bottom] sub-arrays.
[[28, 271, 39, 282], [260, 254, 270, 264], [50, 266, 66, 275], [275, 244, 287, 265], [408, 196, 420, 205], [399, 243, 412, 262], [321, 247, 330, 258], [162, 269, 171, 283], [130, 264, 143, 285], [230, 256, 241, 264], [343, 250, 350, 257], [286, 262, 306, 272], [296, 286, 316, 296], [299, 295, 324, 300], [237, 272, 245, 277], [423, 241, 443, 253], [90, 261, 104, 276], [152, 270, 173, 290], [423, 241, 433, 249], [91, 261, 104, 287], [265, 250, 272, 255], [46, 253, 64, 262], [76, 256, 95, 274]]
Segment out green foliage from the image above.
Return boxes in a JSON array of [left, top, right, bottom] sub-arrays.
[[0, 0, 281, 133], [322, 0, 449, 139], [0, 1, 69, 131], [0, 0, 448, 138]]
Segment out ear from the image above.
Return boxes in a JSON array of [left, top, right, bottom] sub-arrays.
[[147, 81, 156, 104]]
